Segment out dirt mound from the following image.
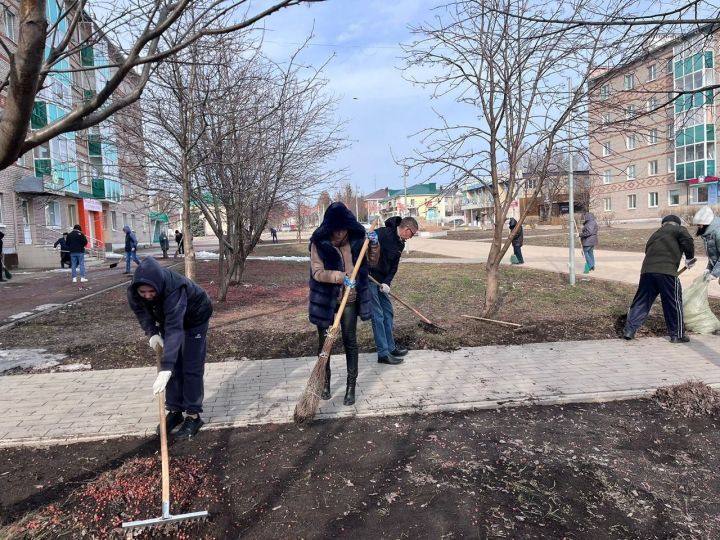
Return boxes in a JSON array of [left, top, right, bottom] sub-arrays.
[[653, 381, 720, 417], [1, 456, 218, 539]]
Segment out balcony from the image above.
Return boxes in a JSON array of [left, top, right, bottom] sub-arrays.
[[91, 178, 122, 203]]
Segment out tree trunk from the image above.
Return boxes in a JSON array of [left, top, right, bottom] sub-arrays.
[[0, 0, 47, 169], [484, 261, 500, 317], [181, 155, 195, 280]]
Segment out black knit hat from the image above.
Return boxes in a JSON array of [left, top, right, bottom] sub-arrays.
[[661, 214, 682, 225]]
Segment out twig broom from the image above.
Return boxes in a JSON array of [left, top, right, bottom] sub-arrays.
[[294, 226, 375, 424]]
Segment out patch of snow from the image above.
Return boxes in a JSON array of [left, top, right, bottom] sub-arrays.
[[49, 268, 71, 273], [248, 256, 310, 262], [57, 363, 91, 372], [34, 304, 61, 312], [7, 312, 33, 320], [0, 348, 66, 373], [105, 252, 122, 259], [195, 251, 219, 259]]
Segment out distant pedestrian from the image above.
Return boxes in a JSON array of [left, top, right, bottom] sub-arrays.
[[174, 230, 184, 256], [0, 231, 5, 282], [692, 206, 720, 285], [580, 212, 598, 273], [159, 230, 170, 259], [623, 215, 695, 343], [508, 217, 524, 264], [123, 225, 141, 274], [66, 224, 88, 283], [369, 216, 418, 365], [270, 227, 278, 244], [53, 232, 70, 268], [128, 257, 213, 439], [309, 202, 380, 406]]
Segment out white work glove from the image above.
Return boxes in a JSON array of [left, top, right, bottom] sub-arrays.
[[149, 334, 164, 352], [153, 371, 172, 394], [380, 283, 391, 295], [704, 270, 714, 282]]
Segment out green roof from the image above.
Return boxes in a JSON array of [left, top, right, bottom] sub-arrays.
[[386, 182, 437, 199]]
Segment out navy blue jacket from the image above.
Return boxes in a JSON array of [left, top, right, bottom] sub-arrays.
[[370, 216, 404, 285], [65, 229, 88, 253], [508, 218, 523, 247], [128, 257, 213, 370], [308, 202, 375, 327], [123, 226, 138, 253]]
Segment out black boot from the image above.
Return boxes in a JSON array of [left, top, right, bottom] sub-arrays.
[[343, 378, 356, 406], [321, 364, 331, 400]]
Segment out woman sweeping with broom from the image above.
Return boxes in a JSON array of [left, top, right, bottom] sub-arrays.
[[309, 202, 379, 406]]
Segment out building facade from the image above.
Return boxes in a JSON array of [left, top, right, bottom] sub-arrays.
[[0, 1, 153, 268], [589, 29, 720, 222]]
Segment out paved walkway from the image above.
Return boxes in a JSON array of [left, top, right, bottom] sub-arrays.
[[2, 335, 720, 447], [408, 237, 720, 297]]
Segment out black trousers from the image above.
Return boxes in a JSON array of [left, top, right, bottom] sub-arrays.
[[317, 301, 359, 383], [165, 322, 208, 414], [624, 272, 684, 338], [513, 244, 524, 263]]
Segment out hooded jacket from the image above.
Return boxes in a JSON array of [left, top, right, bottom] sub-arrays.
[[0, 231, 4, 253], [580, 213, 599, 248], [700, 216, 720, 277], [308, 202, 378, 327], [127, 257, 213, 370], [508, 218, 523, 247], [370, 216, 405, 285], [640, 222, 695, 276], [123, 225, 138, 252], [65, 228, 88, 253]]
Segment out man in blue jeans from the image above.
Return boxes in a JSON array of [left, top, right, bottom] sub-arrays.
[[123, 225, 141, 274], [128, 257, 213, 438], [369, 216, 418, 364], [66, 224, 88, 283]]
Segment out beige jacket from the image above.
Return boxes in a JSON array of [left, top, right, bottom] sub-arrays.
[[310, 240, 380, 302]]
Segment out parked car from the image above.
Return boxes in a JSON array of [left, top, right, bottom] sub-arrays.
[[280, 224, 291, 232]]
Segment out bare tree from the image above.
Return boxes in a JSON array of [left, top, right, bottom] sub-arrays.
[[0, 0, 324, 171], [402, 0, 624, 314], [189, 42, 345, 301]]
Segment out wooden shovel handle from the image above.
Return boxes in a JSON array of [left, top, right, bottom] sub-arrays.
[[156, 347, 170, 506], [368, 275, 435, 326]]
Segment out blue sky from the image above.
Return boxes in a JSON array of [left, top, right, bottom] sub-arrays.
[[258, 0, 441, 196]]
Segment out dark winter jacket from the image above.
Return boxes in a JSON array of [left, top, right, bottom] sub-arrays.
[[508, 218, 523, 247], [308, 202, 378, 327], [370, 216, 404, 286], [128, 257, 213, 370], [700, 216, 720, 277], [159, 232, 169, 250], [53, 236, 68, 252], [580, 213, 599, 248], [640, 223, 695, 276], [0, 231, 4, 254], [65, 229, 88, 254], [175, 232, 183, 245], [123, 225, 138, 253]]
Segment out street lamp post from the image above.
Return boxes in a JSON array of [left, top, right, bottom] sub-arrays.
[[567, 78, 576, 287]]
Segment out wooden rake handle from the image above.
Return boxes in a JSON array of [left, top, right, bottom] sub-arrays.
[[368, 275, 435, 326], [155, 346, 171, 509]]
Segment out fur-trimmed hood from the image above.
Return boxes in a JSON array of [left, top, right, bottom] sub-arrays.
[[310, 202, 365, 245]]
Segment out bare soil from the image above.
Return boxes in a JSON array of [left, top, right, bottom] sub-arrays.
[[3, 259, 717, 373], [2, 394, 719, 538]]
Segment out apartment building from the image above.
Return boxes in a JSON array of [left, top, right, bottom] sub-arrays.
[[0, 1, 153, 268], [379, 183, 454, 223], [589, 28, 719, 222]]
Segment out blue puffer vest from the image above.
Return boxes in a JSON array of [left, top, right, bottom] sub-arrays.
[[308, 237, 372, 327]]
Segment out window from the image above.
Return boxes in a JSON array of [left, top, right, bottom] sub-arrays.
[[666, 58, 673, 74], [649, 129, 658, 144], [67, 205, 77, 227], [603, 170, 612, 184], [525, 178, 537, 189], [627, 165, 636, 180], [45, 201, 61, 227], [625, 105, 636, 119], [668, 189, 680, 206], [601, 113, 610, 126], [690, 185, 709, 204], [648, 64, 656, 81], [3, 9, 16, 42], [0, 193, 4, 224], [122, 212, 128, 227], [626, 134, 636, 150], [667, 155, 675, 173], [624, 74, 635, 90], [646, 96, 657, 112], [603, 197, 612, 211], [648, 192, 659, 208], [648, 160, 658, 175], [627, 194, 637, 209], [602, 142, 611, 156], [667, 123, 675, 140], [111, 211, 118, 231], [600, 84, 610, 99], [131, 214, 136, 230]]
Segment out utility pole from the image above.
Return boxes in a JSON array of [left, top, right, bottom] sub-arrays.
[[355, 184, 360, 219], [567, 78, 576, 287], [403, 167, 408, 217]]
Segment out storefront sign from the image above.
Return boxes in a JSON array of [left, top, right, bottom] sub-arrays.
[[687, 176, 719, 185], [83, 198, 102, 212]]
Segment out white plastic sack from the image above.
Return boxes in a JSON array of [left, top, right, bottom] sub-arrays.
[[683, 275, 720, 334]]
